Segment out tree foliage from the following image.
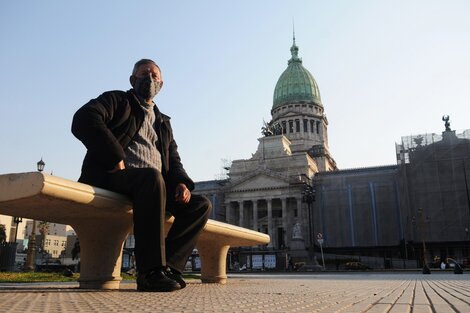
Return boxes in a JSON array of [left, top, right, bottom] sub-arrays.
[[0, 224, 6, 243], [38, 221, 50, 236]]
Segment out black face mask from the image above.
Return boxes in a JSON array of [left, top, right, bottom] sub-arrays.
[[134, 76, 161, 100]]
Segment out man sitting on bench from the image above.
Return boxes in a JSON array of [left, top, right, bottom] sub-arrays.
[[72, 58, 211, 292]]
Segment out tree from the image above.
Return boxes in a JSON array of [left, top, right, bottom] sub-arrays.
[[38, 221, 50, 237], [72, 239, 80, 260], [0, 224, 6, 244]]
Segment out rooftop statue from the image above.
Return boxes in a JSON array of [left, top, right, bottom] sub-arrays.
[[442, 115, 451, 131], [261, 120, 283, 137]]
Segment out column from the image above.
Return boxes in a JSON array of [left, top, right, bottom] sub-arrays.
[[297, 197, 307, 242], [238, 201, 244, 227], [267, 199, 273, 247], [252, 200, 258, 232], [225, 202, 231, 224], [281, 198, 287, 247], [211, 194, 217, 219], [285, 198, 293, 244]]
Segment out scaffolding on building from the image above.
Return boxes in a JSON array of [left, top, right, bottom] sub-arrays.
[[214, 158, 232, 181], [395, 129, 470, 164]]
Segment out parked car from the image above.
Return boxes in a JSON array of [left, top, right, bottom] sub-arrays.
[[342, 261, 371, 270], [447, 258, 465, 269], [430, 257, 465, 271]]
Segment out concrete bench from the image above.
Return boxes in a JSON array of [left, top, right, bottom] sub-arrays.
[[0, 172, 270, 289]]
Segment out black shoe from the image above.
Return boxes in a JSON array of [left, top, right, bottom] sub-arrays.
[[137, 268, 181, 292], [165, 268, 186, 289]]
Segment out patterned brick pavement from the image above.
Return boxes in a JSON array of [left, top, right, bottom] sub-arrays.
[[0, 273, 468, 312]]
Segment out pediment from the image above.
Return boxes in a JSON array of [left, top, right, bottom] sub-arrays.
[[229, 173, 289, 192]]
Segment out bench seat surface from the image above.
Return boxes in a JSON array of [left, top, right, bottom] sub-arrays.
[[0, 172, 269, 246]]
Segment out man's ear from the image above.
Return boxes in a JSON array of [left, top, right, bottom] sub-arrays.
[[129, 75, 136, 87]]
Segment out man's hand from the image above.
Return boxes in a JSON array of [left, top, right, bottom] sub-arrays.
[[108, 160, 125, 173], [175, 183, 191, 204]]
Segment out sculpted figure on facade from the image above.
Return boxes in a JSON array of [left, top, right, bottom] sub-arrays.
[[442, 115, 451, 131], [261, 120, 283, 137], [292, 222, 303, 239]]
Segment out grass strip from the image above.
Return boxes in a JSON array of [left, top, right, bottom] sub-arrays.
[[0, 272, 200, 283], [0, 272, 79, 283]]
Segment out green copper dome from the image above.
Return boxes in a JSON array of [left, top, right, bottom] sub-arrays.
[[273, 40, 322, 109]]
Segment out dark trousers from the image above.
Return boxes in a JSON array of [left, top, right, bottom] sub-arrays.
[[105, 168, 211, 274]]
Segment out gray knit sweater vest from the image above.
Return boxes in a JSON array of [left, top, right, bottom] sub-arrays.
[[124, 102, 162, 171]]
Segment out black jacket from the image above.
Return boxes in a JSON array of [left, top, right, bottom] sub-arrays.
[[72, 89, 194, 194]]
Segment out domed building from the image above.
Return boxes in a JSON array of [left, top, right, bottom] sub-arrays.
[[217, 38, 337, 262]]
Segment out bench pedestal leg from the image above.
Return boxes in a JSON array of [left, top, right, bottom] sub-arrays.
[[197, 242, 230, 284], [72, 218, 132, 289]]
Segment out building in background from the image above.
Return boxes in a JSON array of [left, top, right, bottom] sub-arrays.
[[24, 221, 67, 238], [40, 234, 67, 260], [194, 38, 470, 269]]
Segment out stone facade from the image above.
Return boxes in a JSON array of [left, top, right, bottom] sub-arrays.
[[224, 135, 316, 253]]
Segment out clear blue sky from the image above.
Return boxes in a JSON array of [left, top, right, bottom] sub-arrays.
[[1, 1, 469, 181]]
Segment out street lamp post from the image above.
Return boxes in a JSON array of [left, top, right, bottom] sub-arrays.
[[13, 217, 22, 242], [24, 158, 45, 271], [300, 176, 316, 261], [317, 233, 325, 270], [412, 208, 430, 274], [37, 158, 45, 172]]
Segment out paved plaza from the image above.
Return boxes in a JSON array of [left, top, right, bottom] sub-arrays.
[[0, 273, 469, 312]]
